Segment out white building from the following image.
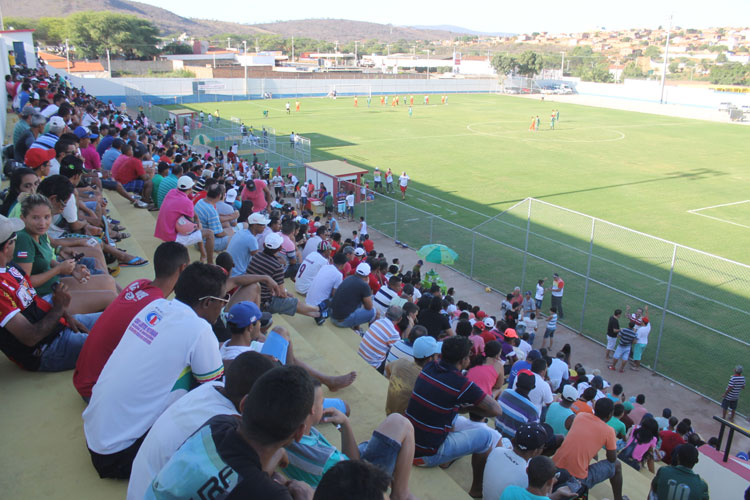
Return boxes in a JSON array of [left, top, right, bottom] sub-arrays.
[[0, 29, 38, 69]]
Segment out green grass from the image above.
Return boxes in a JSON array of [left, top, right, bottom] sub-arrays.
[[167, 94, 750, 414]]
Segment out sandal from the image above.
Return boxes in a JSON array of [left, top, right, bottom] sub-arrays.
[[111, 225, 126, 232], [133, 200, 149, 209], [112, 232, 131, 241], [120, 257, 148, 267], [608, 365, 616, 371]]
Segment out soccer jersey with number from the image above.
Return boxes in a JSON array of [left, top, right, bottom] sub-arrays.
[[294, 252, 327, 294]]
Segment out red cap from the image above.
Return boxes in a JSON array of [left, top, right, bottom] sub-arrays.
[[24, 148, 55, 168], [504, 328, 518, 339], [476, 310, 487, 319], [473, 321, 486, 331]]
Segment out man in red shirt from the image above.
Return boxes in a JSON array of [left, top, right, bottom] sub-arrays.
[[361, 233, 375, 254], [659, 420, 688, 465], [73, 242, 189, 401], [111, 143, 153, 208]]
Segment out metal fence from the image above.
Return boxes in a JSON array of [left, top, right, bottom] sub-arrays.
[[356, 193, 750, 416]]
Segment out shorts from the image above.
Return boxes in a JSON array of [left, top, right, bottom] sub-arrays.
[[544, 327, 556, 339], [84, 201, 98, 211], [122, 179, 144, 193], [101, 179, 118, 190], [722, 398, 738, 410], [175, 231, 203, 246], [267, 296, 298, 316], [581, 459, 616, 489], [632, 343, 646, 361], [613, 344, 631, 361], [214, 235, 229, 252], [374, 181, 382, 188], [412, 427, 495, 467], [606, 336, 618, 351], [535, 299, 542, 309], [358, 431, 401, 476], [400, 185, 407, 193]]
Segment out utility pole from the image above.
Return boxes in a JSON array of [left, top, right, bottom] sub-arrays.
[[65, 39, 71, 72], [292, 35, 295, 63], [560, 51, 565, 78], [227, 37, 231, 50], [659, 14, 673, 104], [423, 49, 430, 79], [255, 37, 259, 53], [106, 47, 111, 78], [242, 40, 248, 97], [354, 40, 358, 67]]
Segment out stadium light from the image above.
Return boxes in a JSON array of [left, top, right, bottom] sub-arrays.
[[659, 14, 673, 104]]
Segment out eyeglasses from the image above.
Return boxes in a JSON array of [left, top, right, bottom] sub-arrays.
[[198, 293, 231, 304]]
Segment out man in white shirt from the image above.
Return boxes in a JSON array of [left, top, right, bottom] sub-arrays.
[[373, 275, 402, 316], [513, 358, 553, 416], [82, 263, 227, 479], [345, 191, 355, 221], [305, 253, 346, 308], [398, 172, 409, 200], [631, 317, 651, 370], [126, 351, 276, 500], [302, 225, 327, 260], [295, 240, 332, 294], [547, 351, 569, 391], [483, 423, 548, 500]]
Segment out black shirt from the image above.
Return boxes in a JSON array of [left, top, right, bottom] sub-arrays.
[[330, 275, 372, 320], [607, 315, 620, 338], [417, 309, 451, 338]]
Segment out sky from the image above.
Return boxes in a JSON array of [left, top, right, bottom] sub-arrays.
[[135, 0, 749, 34]]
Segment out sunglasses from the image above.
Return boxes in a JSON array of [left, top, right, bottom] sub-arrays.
[[198, 293, 231, 304]]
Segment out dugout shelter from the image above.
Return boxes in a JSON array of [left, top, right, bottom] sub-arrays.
[[304, 160, 368, 203]]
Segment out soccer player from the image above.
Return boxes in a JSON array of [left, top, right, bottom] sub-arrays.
[[410, 95, 414, 106], [367, 96, 371, 107], [285, 102, 291, 114], [550, 112, 555, 130], [354, 96, 358, 107], [529, 117, 536, 131], [535, 116, 541, 131], [295, 101, 300, 112], [408, 106, 413, 118], [380, 96, 385, 106]]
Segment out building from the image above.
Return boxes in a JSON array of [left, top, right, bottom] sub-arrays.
[[0, 29, 37, 69], [38, 51, 108, 78]]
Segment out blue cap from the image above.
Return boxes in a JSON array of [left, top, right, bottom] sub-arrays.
[[527, 349, 542, 361], [226, 301, 262, 328], [73, 126, 98, 139], [413, 336, 442, 359]]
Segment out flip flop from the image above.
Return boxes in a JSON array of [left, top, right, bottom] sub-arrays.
[[120, 257, 148, 267]]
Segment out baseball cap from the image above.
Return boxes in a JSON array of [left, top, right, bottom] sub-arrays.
[[562, 384, 578, 402], [413, 336, 442, 359], [525, 290, 532, 296], [0, 215, 24, 243], [473, 321, 486, 331], [504, 328, 518, 339], [483, 317, 495, 329], [475, 310, 487, 320], [48, 116, 66, 132], [526, 349, 542, 361], [318, 240, 332, 252], [24, 148, 55, 168], [73, 126, 97, 139], [264, 232, 283, 250], [355, 262, 371, 276], [225, 188, 237, 204], [514, 423, 548, 451], [177, 175, 195, 190], [623, 401, 634, 412], [247, 213, 270, 226], [354, 247, 366, 256], [226, 301, 262, 329], [245, 178, 257, 190], [342, 246, 355, 255], [515, 370, 536, 391]]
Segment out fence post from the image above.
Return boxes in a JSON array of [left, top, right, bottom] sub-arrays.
[[653, 244, 677, 372], [364, 189, 368, 222], [580, 218, 596, 332], [520, 199, 532, 291], [470, 234, 476, 279], [429, 216, 434, 244], [393, 201, 398, 241]]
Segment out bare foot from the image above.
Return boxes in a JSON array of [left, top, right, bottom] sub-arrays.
[[325, 371, 357, 392]]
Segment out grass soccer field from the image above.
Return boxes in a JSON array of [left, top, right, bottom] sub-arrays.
[[175, 94, 749, 412]]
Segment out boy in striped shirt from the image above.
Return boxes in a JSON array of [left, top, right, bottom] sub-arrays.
[[722, 365, 745, 422], [358, 305, 403, 373], [608, 321, 638, 373], [540, 306, 557, 350]]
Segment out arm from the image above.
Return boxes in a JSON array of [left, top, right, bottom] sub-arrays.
[[320, 408, 360, 460], [263, 185, 273, 205], [471, 394, 503, 418], [227, 274, 284, 297], [362, 295, 374, 311], [564, 414, 575, 431], [605, 448, 617, 464], [491, 363, 505, 399], [5, 283, 70, 347], [18, 260, 75, 289]]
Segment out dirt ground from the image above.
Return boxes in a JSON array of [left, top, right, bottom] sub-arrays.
[[341, 218, 750, 457]]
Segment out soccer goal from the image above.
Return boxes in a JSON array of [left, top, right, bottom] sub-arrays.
[[327, 84, 372, 99]]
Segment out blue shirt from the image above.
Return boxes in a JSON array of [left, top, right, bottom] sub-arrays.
[[97, 135, 114, 157], [195, 199, 222, 235], [226, 228, 258, 277], [29, 133, 59, 151], [101, 148, 121, 171], [501, 485, 549, 500], [507, 359, 531, 389], [406, 359, 485, 457], [495, 389, 539, 438]]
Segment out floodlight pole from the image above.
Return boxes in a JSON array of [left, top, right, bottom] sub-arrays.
[[424, 49, 430, 79], [659, 14, 672, 104], [242, 41, 247, 97], [560, 51, 565, 78], [65, 39, 71, 73]]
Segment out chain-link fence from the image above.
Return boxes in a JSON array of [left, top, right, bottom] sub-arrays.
[[360, 193, 750, 416]]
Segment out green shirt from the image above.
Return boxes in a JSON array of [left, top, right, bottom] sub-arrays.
[[14, 230, 58, 296], [501, 485, 550, 500], [13, 120, 30, 145], [653, 465, 709, 500], [544, 402, 574, 436], [8, 202, 21, 219], [283, 427, 347, 487], [156, 174, 178, 207], [607, 416, 627, 439], [152, 174, 165, 206]]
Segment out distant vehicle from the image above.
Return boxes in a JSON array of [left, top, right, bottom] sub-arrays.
[[504, 88, 520, 94], [554, 84, 573, 95], [718, 102, 733, 112]]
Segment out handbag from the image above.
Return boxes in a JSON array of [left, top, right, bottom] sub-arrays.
[[617, 439, 641, 470]]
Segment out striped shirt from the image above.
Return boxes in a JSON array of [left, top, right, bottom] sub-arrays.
[[406, 360, 485, 457], [546, 313, 558, 330], [194, 199, 223, 235], [246, 251, 284, 306], [618, 327, 637, 348], [725, 375, 745, 401], [495, 389, 540, 438], [372, 286, 398, 316], [358, 318, 400, 368], [29, 132, 59, 151], [386, 339, 414, 363]]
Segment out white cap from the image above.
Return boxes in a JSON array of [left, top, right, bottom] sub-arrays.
[[354, 247, 366, 256], [247, 212, 270, 226], [483, 317, 495, 329], [177, 175, 195, 190], [355, 262, 371, 276], [48, 116, 66, 133], [0, 215, 24, 242], [264, 232, 283, 250], [225, 188, 237, 204], [562, 385, 578, 402]]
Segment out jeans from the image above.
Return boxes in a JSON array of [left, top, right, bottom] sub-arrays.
[[413, 426, 495, 467], [331, 307, 376, 328], [38, 313, 101, 372]]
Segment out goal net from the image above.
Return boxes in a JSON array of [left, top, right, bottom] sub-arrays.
[[327, 84, 372, 99]]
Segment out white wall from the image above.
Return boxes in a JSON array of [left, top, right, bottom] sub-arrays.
[[572, 79, 750, 108], [0, 31, 37, 69]]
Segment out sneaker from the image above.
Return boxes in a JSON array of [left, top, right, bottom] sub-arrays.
[[131, 194, 142, 201], [133, 200, 149, 209], [315, 315, 326, 326], [106, 217, 121, 225], [318, 300, 329, 317]]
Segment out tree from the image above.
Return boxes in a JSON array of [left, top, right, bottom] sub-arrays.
[[668, 61, 680, 73], [517, 50, 543, 77], [644, 45, 661, 58], [491, 54, 519, 76], [162, 42, 193, 55], [579, 63, 613, 82], [709, 63, 749, 85], [65, 12, 159, 59], [716, 52, 728, 63], [622, 62, 645, 78]]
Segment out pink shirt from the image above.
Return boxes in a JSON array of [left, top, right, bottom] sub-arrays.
[[240, 180, 268, 213], [466, 364, 500, 397], [154, 189, 194, 241], [81, 144, 101, 171]]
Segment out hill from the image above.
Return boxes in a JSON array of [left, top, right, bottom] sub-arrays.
[[0, 0, 456, 41]]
